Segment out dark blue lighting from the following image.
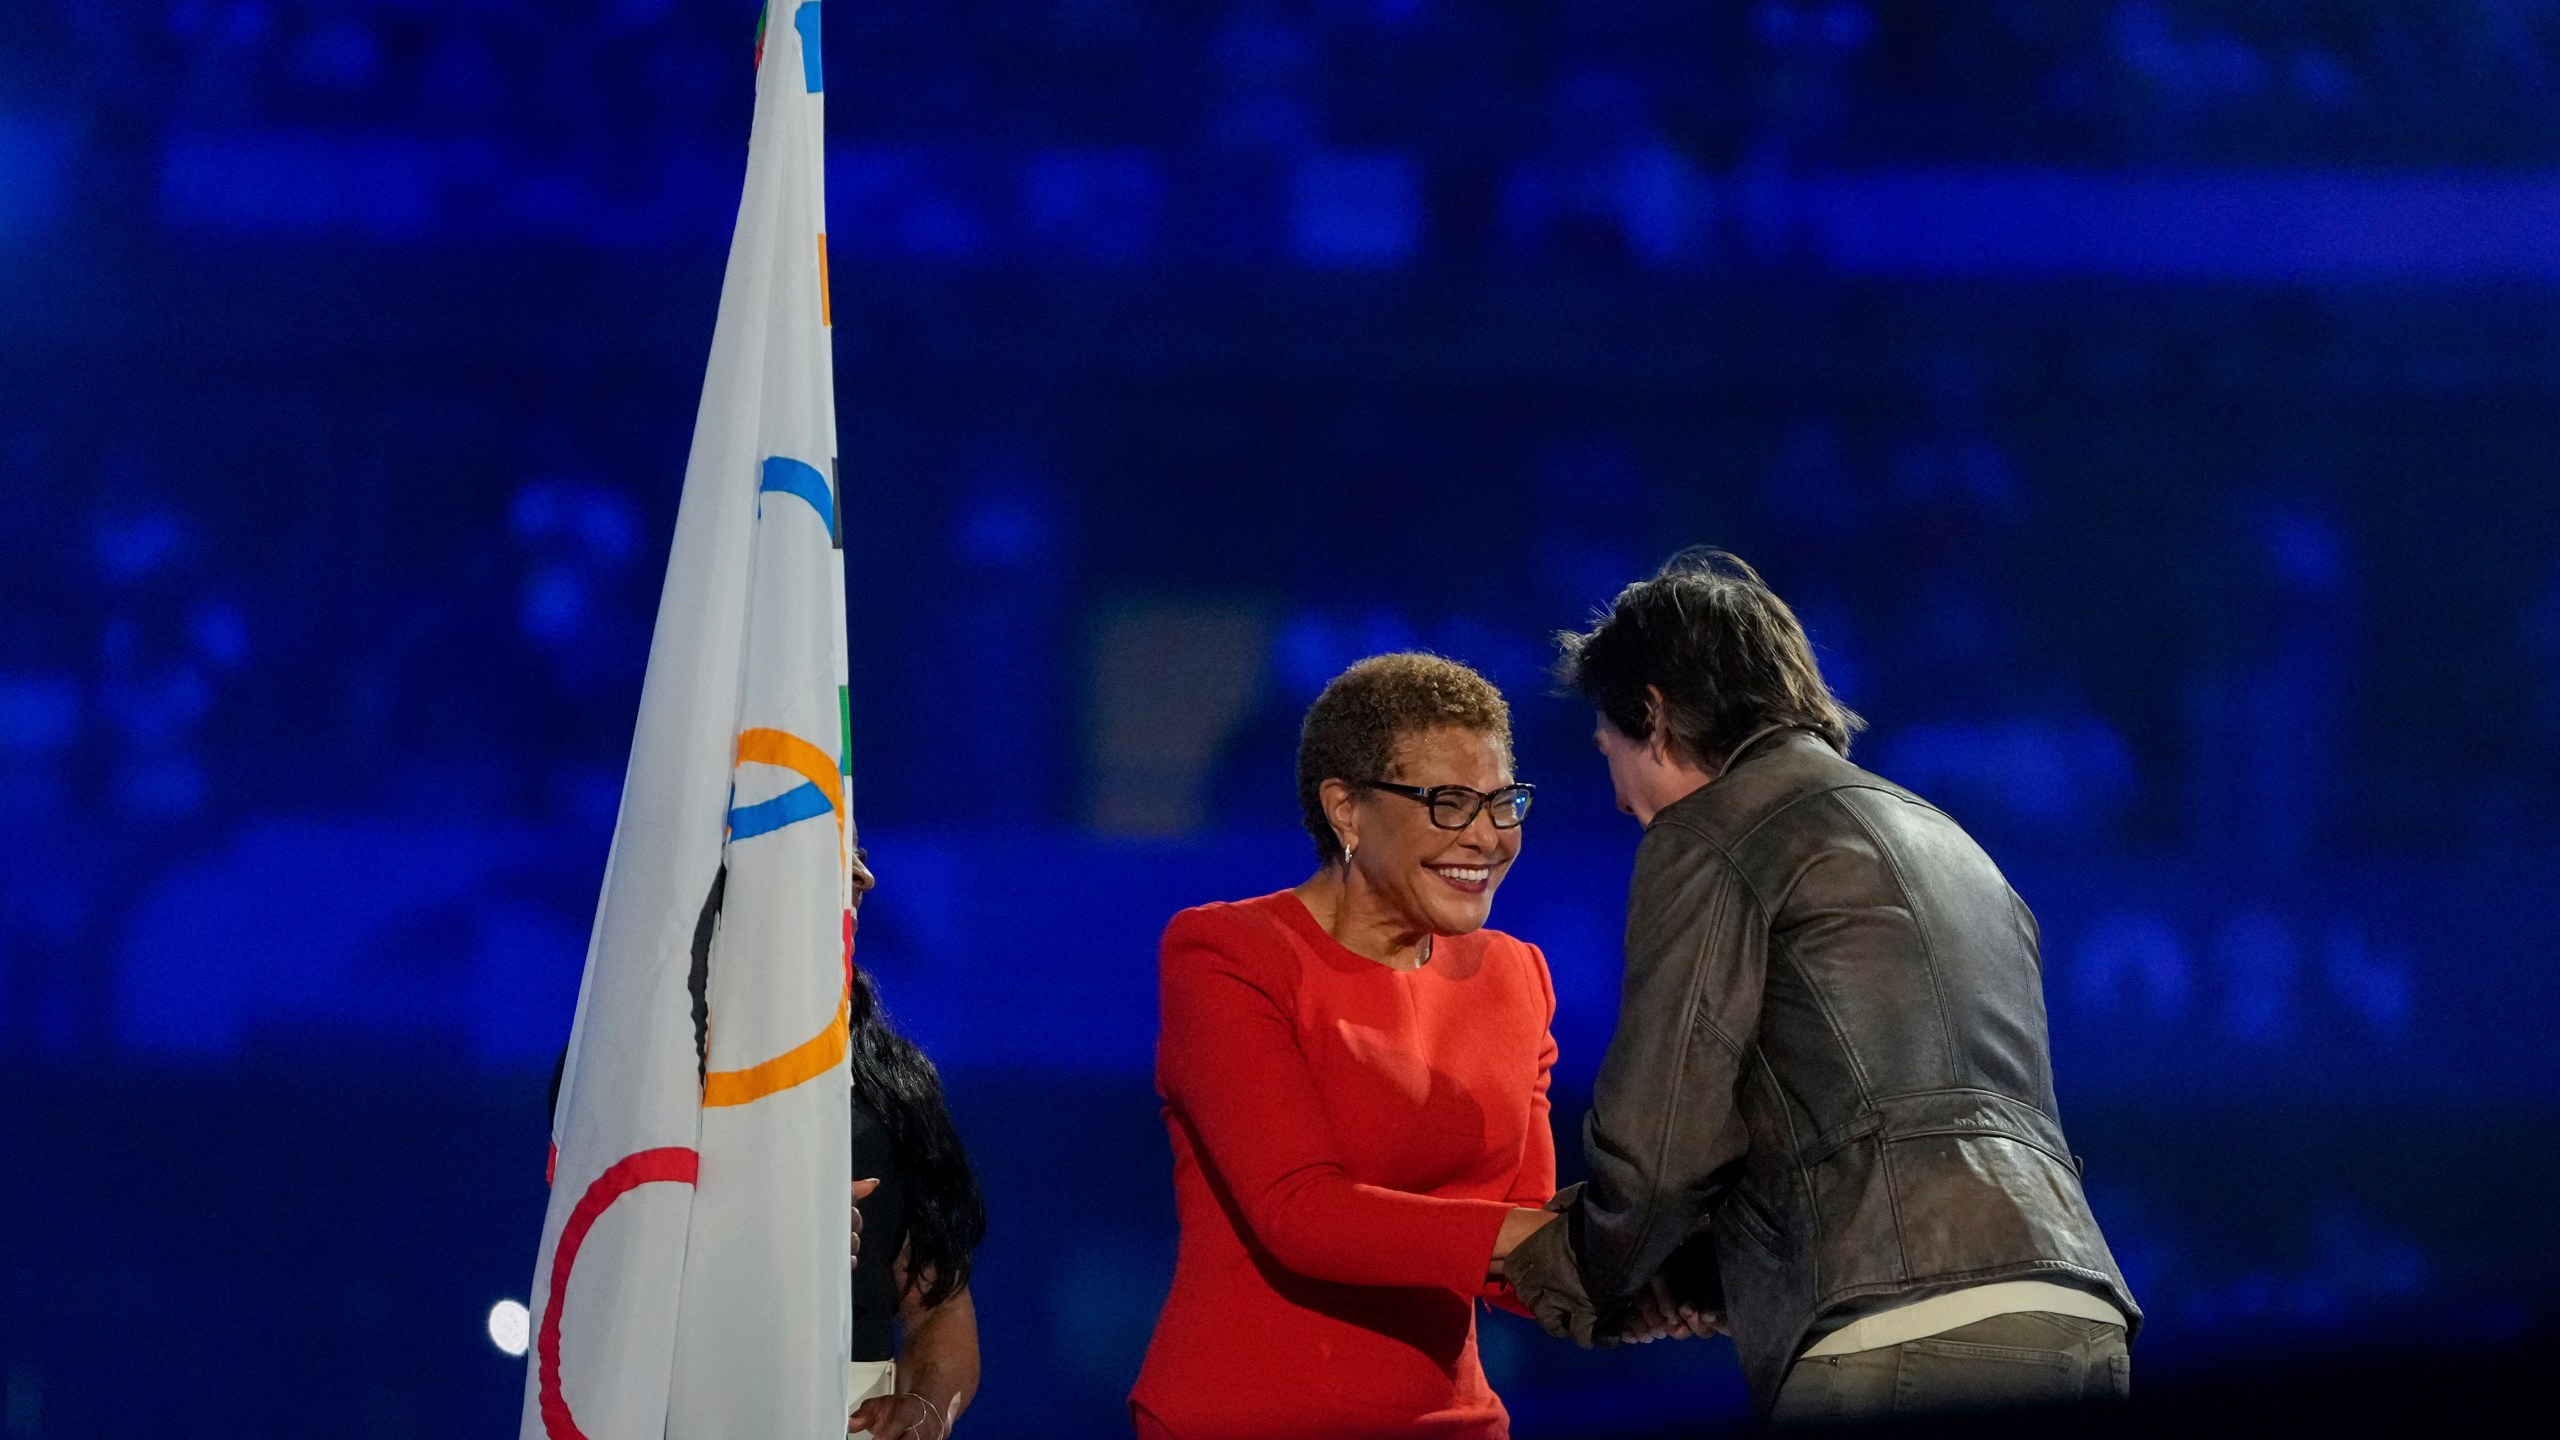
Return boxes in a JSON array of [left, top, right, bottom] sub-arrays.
[[3, 4, 2556, 1436]]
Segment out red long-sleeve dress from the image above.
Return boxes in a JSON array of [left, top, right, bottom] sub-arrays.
[[1130, 891, 1559, 1440]]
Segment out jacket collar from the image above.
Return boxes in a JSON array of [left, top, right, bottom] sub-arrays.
[[1716, 722, 1816, 777], [1652, 725, 1828, 829]]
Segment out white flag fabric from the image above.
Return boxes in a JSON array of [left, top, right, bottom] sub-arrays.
[[520, 4, 851, 1438]]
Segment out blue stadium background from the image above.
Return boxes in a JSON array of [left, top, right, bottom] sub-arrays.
[[4, 2, 2558, 1435]]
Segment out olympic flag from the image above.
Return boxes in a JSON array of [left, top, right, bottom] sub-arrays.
[[519, 4, 853, 1437]]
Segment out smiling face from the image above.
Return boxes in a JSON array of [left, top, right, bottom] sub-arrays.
[[1325, 724, 1522, 938]]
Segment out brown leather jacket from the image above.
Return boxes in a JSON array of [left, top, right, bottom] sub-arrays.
[[1508, 727, 2138, 1408]]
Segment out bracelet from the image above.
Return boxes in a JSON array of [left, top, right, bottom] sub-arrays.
[[892, 1391, 948, 1440]]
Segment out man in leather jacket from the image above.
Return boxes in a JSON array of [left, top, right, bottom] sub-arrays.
[[1502, 551, 2139, 1421]]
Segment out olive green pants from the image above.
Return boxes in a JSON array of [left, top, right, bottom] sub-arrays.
[[1770, 1312, 2130, 1424]]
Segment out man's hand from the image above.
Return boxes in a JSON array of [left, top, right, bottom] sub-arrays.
[[850, 1178, 879, 1268], [1612, 1276, 1722, 1344]]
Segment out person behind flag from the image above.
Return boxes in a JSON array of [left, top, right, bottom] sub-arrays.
[[843, 850, 986, 1440], [1130, 654, 1562, 1440], [519, 5, 860, 1435], [544, 850, 984, 1440]]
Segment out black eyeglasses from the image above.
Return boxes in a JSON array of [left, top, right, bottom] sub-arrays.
[[1365, 780, 1536, 831]]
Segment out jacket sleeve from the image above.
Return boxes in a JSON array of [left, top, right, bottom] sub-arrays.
[[1577, 819, 1765, 1302], [1483, 944, 1560, 1317], [1157, 913, 1515, 1293]]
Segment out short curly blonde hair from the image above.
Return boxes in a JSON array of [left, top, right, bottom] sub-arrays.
[[1296, 653, 1514, 864]]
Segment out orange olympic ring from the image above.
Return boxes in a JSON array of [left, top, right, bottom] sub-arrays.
[[701, 727, 850, 1108]]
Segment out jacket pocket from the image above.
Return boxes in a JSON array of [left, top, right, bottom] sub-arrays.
[[1719, 1185, 1788, 1259]]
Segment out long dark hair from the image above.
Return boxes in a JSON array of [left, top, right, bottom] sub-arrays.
[[849, 965, 985, 1308]]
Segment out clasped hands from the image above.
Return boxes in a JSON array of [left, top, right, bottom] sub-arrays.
[[1501, 1184, 1723, 1349], [1612, 1274, 1720, 1345]]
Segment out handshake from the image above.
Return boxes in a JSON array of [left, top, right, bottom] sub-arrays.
[[1506, 1185, 1725, 1349]]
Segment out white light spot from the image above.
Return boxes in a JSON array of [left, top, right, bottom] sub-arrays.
[[488, 1299, 531, 1357]]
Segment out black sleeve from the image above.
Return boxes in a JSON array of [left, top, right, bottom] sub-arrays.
[[1577, 819, 1766, 1301]]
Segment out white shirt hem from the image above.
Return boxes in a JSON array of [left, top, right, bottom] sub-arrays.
[[1798, 1279, 2126, 1359]]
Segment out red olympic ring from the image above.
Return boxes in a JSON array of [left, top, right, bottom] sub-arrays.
[[537, 1146, 701, 1440]]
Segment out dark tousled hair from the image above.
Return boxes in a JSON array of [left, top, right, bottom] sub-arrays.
[[1553, 548, 1864, 770], [1296, 653, 1513, 865]]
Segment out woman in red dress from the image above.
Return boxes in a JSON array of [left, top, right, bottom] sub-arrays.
[[1130, 654, 1562, 1440]]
